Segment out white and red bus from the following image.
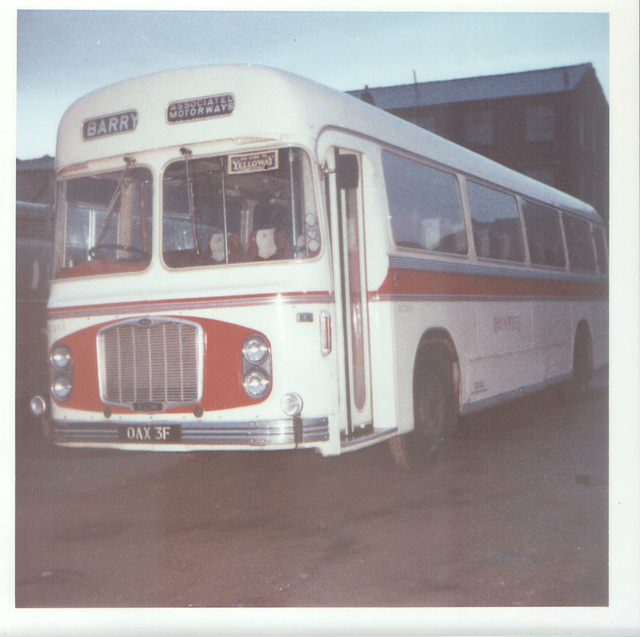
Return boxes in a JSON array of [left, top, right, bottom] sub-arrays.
[[30, 65, 608, 469]]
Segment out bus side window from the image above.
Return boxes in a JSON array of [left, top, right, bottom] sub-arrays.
[[592, 226, 608, 274], [562, 214, 597, 273], [381, 151, 467, 255], [466, 181, 525, 263], [522, 199, 566, 268]]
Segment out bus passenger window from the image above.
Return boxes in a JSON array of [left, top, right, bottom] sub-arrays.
[[382, 151, 467, 255], [592, 226, 608, 274], [522, 199, 566, 268], [563, 214, 597, 273], [466, 182, 524, 263]]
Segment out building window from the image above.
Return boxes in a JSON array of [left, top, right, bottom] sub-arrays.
[[464, 110, 493, 146], [578, 112, 585, 147], [590, 119, 598, 153], [525, 104, 555, 142], [523, 167, 555, 187]]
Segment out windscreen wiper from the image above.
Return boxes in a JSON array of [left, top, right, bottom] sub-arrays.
[[90, 156, 135, 255]]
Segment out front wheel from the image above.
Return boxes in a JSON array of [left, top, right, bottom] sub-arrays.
[[388, 352, 456, 471]]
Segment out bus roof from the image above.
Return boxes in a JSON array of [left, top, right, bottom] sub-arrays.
[[57, 64, 602, 222]]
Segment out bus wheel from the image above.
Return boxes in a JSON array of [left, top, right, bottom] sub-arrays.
[[388, 352, 455, 471]]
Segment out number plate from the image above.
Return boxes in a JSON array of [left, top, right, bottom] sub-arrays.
[[119, 425, 181, 443]]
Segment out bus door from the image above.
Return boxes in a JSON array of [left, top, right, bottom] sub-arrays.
[[327, 149, 373, 438]]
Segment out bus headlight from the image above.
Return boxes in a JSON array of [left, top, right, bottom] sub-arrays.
[[243, 369, 271, 399], [50, 344, 72, 370], [242, 335, 270, 364], [51, 375, 73, 402]]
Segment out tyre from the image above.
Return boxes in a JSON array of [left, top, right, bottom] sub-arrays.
[[388, 351, 456, 471]]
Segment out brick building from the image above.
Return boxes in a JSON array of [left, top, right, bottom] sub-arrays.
[[348, 63, 609, 224]]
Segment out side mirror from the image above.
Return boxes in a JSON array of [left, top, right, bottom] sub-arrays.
[[336, 154, 359, 190]]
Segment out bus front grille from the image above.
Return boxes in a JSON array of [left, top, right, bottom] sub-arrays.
[[98, 318, 203, 410]]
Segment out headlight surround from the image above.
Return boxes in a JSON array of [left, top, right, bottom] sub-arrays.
[[49, 342, 73, 402], [242, 335, 270, 365], [241, 333, 271, 400], [51, 375, 73, 402], [243, 369, 271, 399], [50, 344, 72, 370]]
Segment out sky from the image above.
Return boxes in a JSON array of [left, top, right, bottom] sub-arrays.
[[13, 9, 612, 160]]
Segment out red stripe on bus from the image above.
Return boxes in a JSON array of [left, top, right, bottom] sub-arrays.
[[373, 268, 608, 300], [48, 269, 607, 319]]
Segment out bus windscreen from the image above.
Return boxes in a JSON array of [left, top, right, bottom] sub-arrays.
[[162, 147, 320, 268]]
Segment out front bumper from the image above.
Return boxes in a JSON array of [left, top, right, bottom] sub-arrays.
[[49, 417, 330, 449]]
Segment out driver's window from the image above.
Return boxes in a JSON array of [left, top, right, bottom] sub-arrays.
[[55, 167, 153, 276]]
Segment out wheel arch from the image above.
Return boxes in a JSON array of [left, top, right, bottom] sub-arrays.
[[574, 318, 593, 356], [414, 328, 461, 415]]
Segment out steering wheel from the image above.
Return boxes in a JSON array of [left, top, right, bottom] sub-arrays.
[[88, 243, 151, 260]]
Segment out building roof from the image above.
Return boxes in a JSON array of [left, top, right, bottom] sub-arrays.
[[347, 63, 595, 110], [16, 155, 55, 172]]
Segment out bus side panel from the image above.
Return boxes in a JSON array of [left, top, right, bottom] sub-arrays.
[[531, 300, 572, 381], [472, 300, 539, 398], [389, 299, 476, 434], [367, 301, 398, 431]]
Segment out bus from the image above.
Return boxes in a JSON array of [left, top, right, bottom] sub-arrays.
[[29, 64, 608, 469]]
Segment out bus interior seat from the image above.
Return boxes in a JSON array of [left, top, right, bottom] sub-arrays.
[[210, 232, 242, 263], [255, 228, 277, 259], [248, 227, 293, 261]]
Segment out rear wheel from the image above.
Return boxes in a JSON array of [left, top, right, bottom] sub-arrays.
[[388, 351, 455, 471]]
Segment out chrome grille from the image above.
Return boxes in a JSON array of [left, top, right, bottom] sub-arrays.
[[98, 318, 202, 409]]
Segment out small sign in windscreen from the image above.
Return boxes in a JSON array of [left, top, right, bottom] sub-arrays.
[[228, 150, 279, 174]]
